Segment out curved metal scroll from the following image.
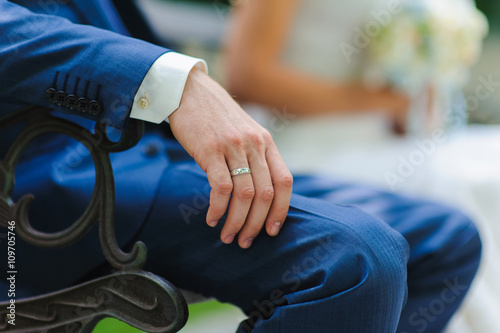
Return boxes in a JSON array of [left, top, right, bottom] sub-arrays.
[[0, 271, 188, 333], [0, 106, 189, 332], [0, 107, 145, 270]]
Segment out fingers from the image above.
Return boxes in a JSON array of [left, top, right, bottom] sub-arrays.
[[205, 154, 233, 228], [204, 131, 292, 249], [168, 67, 291, 249], [264, 143, 293, 237], [237, 151, 274, 249], [220, 155, 254, 245]]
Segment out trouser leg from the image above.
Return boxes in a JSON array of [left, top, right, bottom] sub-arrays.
[[5, 137, 479, 333], [292, 176, 482, 333], [135, 165, 410, 333]]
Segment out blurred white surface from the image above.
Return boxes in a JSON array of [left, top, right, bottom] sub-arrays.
[[135, 0, 228, 47], [273, 122, 500, 333]]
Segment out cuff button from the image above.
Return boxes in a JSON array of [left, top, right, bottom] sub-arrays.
[[138, 97, 150, 109], [77, 97, 89, 113], [65, 94, 78, 110], [46, 88, 57, 103], [88, 100, 103, 116], [54, 91, 67, 106]]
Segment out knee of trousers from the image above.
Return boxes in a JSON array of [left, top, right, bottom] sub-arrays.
[[238, 207, 411, 332], [417, 205, 482, 271], [283, 209, 411, 315]]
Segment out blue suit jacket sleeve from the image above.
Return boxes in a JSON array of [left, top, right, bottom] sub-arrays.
[[0, 0, 169, 128]]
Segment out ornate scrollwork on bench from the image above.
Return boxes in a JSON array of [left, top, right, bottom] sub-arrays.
[[0, 106, 188, 332]]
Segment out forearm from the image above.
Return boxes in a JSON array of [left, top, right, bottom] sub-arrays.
[[225, 0, 399, 116], [229, 64, 395, 116]]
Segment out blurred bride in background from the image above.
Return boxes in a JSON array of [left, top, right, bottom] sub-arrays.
[[225, 0, 486, 179], [226, 0, 411, 168], [225, 0, 499, 332]]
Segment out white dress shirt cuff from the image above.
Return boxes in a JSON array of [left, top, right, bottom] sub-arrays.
[[130, 52, 208, 124]]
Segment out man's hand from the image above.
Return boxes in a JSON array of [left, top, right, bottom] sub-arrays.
[[168, 68, 293, 249]]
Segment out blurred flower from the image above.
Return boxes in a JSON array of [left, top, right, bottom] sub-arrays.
[[366, 0, 489, 92]]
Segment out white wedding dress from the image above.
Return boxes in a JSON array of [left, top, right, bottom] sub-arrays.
[[248, 0, 419, 181], [246, 0, 500, 332]]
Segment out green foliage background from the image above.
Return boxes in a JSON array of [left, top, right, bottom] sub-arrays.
[[92, 301, 235, 333], [476, 0, 500, 30]]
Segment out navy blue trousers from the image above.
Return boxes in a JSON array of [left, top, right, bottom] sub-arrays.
[[134, 140, 481, 333], [3, 137, 481, 333]]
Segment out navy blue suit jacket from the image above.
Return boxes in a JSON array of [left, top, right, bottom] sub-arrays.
[[0, 0, 176, 292], [0, 0, 169, 128]]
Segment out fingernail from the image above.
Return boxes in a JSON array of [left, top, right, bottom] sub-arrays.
[[241, 237, 255, 249], [208, 220, 218, 227], [224, 234, 236, 244], [271, 222, 282, 236]]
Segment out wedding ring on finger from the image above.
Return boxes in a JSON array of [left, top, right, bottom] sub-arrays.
[[231, 168, 251, 177]]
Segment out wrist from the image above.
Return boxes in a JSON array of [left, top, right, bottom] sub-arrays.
[[168, 66, 206, 124], [130, 52, 208, 124]]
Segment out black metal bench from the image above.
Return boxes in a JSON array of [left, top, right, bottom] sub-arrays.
[[0, 106, 188, 332]]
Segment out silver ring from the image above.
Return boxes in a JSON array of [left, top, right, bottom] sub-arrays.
[[231, 167, 251, 177]]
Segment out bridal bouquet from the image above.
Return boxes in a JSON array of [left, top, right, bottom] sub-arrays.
[[365, 0, 489, 92]]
